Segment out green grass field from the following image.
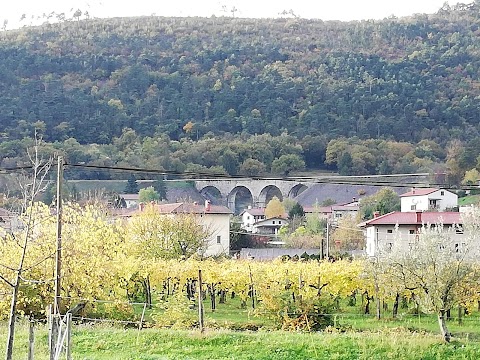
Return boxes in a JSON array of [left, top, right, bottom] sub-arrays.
[[4, 299, 480, 360], [3, 293, 480, 358], [2, 321, 480, 360]]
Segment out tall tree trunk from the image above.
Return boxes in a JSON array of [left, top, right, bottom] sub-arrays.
[[5, 282, 20, 360], [4, 135, 51, 360], [438, 310, 451, 342]]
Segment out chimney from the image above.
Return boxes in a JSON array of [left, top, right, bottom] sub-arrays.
[[416, 211, 422, 223], [373, 211, 380, 218], [352, 197, 356, 202], [248, 205, 252, 210], [139, 202, 145, 212], [205, 200, 211, 211]]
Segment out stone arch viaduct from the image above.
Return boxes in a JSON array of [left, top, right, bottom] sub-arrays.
[[194, 179, 313, 213]]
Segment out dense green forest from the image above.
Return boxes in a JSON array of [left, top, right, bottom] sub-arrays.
[[1, 2, 480, 182]]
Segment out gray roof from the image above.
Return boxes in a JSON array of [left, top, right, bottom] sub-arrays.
[[295, 184, 408, 207]]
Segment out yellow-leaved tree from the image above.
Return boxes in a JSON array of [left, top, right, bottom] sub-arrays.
[[265, 196, 285, 219], [123, 204, 210, 306], [0, 202, 130, 320]]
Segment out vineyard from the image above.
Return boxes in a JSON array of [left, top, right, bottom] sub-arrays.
[[1, 202, 480, 342]]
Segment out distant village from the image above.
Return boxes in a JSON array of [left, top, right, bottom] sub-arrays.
[[1, 182, 471, 261], [1, 181, 468, 262]]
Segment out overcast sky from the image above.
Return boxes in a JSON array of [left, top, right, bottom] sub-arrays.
[[3, 0, 455, 29]]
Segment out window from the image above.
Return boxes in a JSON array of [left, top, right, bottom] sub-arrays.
[[455, 243, 459, 253], [411, 205, 416, 210], [441, 191, 444, 196], [456, 226, 464, 234], [386, 243, 393, 252], [247, 216, 250, 220], [387, 229, 393, 234], [216, 235, 221, 244], [409, 230, 415, 234], [272, 221, 275, 224], [279, 221, 282, 224]]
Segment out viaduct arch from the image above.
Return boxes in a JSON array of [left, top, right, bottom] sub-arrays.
[[195, 179, 310, 213]]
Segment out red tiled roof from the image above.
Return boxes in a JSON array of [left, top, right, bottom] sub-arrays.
[[155, 203, 232, 215], [363, 211, 461, 226], [400, 188, 440, 197], [241, 208, 265, 216]]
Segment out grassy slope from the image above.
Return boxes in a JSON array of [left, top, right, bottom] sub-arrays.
[[458, 195, 480, 206]]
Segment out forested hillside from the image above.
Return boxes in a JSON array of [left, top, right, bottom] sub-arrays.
[[1, 2, 480, 181]]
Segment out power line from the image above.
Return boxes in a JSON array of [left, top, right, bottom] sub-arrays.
[[63, 162, 450, 189], [1, 161, 476, 190]]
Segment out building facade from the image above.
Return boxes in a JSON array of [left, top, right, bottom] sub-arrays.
[[400, 188, 458, 212], [362, 211, 464, 257], [151, 201, 232, 257], [240, 207, 266, 232]]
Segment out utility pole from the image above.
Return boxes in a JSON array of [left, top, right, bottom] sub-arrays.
[[54, 156, 63, 314], [198, 269, 204, 333], [51, 156, 63, 360], [326, 221, 330, 260]]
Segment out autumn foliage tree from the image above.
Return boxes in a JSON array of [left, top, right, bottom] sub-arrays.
[[265, 196, 285, 219]]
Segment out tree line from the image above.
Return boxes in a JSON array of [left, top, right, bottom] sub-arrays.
[[0, 132, 478, 186], [0, 4, 478, 178]]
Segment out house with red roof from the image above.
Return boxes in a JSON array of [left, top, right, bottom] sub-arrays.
[[120, 194, 140, 208], [240, 206, 289, 237], [151, 201, 231, 257], [400, 188, 458, 212], [303, 199, 359, 224], [251, 217, 288, 236], [240, 207, 267, 232], [119, 200, 232, 257], [361, 211, 464, 257]]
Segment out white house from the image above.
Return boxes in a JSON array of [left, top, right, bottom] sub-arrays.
[[303, 201, 359, 223], [252, 217, 289, 236], [400, 188, 458, 212], [152, 201, 232, 257], [240, 207, 266, 232], [361, 211, 464, 257], [331, 203, 359, 222], [120, 194, 140, 209], [0, 208, 22, 237]]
